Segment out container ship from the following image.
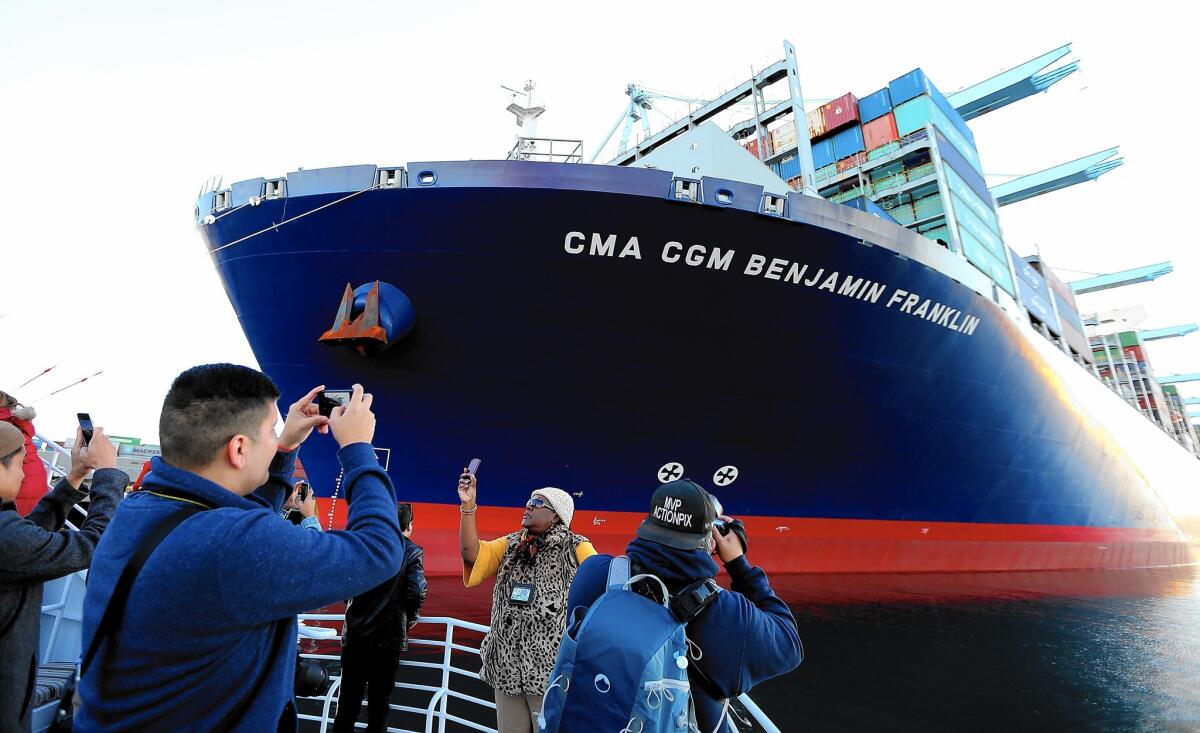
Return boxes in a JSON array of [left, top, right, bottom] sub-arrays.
[[195, 42, 1200, 576]]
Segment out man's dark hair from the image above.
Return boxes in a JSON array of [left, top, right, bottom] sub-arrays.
[[397, 503, 413, 530], [159, 364, 280, 470]]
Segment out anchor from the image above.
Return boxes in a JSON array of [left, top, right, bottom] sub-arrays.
[[319, 282, 386, 355]]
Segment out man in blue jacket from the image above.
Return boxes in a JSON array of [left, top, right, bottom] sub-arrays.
[[565, 479, 802, 733], [77, 365, 406, 732]]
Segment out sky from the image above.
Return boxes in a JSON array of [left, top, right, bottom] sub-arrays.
[[1, 0, 1197, 443]]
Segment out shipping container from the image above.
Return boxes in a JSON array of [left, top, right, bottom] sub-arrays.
[[744, 138, 759, 159], [831, 125, 865, 160], [812, 138, 836, 169], [776, 156, 802, 181], [888, 68, 975, 146], [814, 163, 838, 182], [859, 88, 892, 123], [867, 141, 901, 160], [819, 93, 860, 134], [807, 108, 826, 139], [862, 112, 899, 151], [836, 157, 858, 173], [894, 96, 982, 173]]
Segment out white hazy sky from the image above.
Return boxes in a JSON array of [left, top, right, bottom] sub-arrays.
[[2, 1, 1197, 442]]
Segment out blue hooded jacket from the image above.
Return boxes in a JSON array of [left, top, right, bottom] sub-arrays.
[[76, 443, 404, 732], [565, 538, 801, 732]]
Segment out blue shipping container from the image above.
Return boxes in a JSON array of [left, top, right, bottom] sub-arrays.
[[812, 138, 836, 169], [888, 68, 975, 147], [776, 156, 802, 180], [831, 125, 865, 160], [859, 88, 892, 123]]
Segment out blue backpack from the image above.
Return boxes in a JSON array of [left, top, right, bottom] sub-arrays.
[[538, 556, 720, 733]]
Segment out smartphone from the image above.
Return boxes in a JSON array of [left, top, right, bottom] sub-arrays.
[[317, 389, 353, 418], [296, 482, 311, 502], [77, 413, 94, 446], [467, 458, 482, 476]]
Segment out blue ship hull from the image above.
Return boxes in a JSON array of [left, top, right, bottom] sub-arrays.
[[198, 161, 1198, 575]]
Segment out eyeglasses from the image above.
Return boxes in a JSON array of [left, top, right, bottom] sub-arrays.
[[525, 497, 549, 510]]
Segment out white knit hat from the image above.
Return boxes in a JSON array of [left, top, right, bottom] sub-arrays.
[[530, 487, 574, 528]]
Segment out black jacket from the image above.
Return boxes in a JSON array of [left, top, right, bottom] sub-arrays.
[[0, 469, 126, 733], [343, 537, 426, 652]]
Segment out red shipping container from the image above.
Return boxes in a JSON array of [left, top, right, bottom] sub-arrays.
[[820, 92, 860, 133], [863, 112, 899, 151], [836, 156, 859, 173], [744, 138, 759, 158]]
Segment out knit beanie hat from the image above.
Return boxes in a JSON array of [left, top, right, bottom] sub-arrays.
[[530, 487, 574, 528], [0, 422, 24, 461]]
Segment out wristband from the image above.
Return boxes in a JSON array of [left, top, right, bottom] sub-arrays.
[[460, 505, 478, 515]]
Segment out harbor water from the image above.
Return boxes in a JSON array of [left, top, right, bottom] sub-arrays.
[[303, 562, 1200, 731]]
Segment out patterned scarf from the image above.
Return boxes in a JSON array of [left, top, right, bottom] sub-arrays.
[[479, 522, 587, 696]]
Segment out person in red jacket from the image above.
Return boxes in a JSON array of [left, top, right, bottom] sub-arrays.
[[0, 391, 49, 516]]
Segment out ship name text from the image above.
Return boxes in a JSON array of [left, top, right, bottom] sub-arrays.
[[563, 231, 981, 337]]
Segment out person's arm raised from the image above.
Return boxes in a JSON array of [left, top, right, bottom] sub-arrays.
[[253, 386, 330, 511], [457, 470, 480, 564], [216, 385, 404, 624]]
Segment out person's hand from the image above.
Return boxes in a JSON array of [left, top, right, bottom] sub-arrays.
[[278, 386, 331, 451], [711, 515, 745, 564], [297, 488, 317, 518], [457, 470, 477, 510], [69, 425, 119, 483], [328, 384, 375, 448]]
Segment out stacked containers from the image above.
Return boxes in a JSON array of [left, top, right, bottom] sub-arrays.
[[858, 88, 892, 123], [812, 138, 836, 169], [888, 70, 975, 146], [819, 93, 860, 134], [1014, 254, 1062, 336], [862, 113, 899, 152], [831, 125, 865, 160], [743, 138, 759, 159], [807, 108, 826, 140]]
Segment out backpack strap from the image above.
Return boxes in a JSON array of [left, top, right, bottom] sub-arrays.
[[606, 555, 631, 590], [80, 503, 207, 675], [669, 578, 721, 624], [54, 503, 207, 732]]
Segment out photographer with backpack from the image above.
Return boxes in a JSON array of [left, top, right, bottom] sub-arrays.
[[544, 479, 801, 733]]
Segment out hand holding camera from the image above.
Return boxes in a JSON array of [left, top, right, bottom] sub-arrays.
[[457, 464, 478, 511], [328, 384, 376, 448], [279, 386, 332, 451], [711, 515, 748, 563], [69, 425, 118, 486]]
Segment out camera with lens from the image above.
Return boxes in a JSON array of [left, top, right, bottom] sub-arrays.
[[712, 517, 748, 554], [295, 655, 334, 697]]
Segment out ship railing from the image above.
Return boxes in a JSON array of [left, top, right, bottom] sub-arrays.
[[35, 432, 89, 530], [506, 137, 583, 164], [295, 613, 781, 733]]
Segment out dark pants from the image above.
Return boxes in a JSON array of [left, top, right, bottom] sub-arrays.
[[332, 643, 401, 733]]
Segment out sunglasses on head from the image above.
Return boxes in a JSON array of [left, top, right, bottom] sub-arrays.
[[525, 497, 550, 510]]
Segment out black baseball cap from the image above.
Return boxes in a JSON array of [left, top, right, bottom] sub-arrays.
[[635, 479, 718, 551]]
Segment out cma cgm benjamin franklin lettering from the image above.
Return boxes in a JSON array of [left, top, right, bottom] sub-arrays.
[[196, 43, 1200, 577]]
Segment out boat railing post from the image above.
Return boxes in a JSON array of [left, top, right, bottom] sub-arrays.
[[438, 620, 453, 733]]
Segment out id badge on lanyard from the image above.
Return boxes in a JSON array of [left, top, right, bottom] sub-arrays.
[[509, 582, 535, 606]]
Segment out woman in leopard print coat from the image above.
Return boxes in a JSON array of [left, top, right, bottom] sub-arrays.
[[458, 470, 596, 733]]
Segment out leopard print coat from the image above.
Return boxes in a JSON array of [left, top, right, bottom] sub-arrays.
[[479, 523, 588, 696]]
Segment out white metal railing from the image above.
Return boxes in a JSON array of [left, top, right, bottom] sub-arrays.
[[295, 614, 780, 733], [296, 614, 495, 733]]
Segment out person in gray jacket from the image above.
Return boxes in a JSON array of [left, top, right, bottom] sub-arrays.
[[0, 421, 126, 733]]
